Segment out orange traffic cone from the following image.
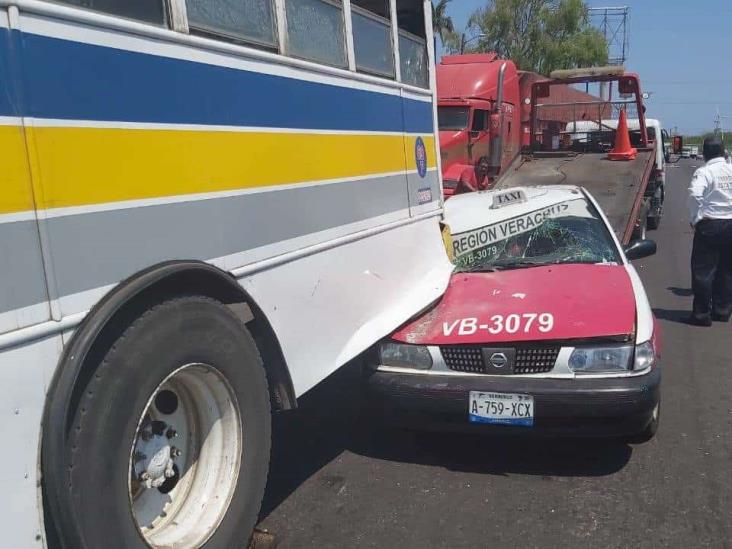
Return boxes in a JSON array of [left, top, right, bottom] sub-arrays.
[[607, 109, 637, 161]]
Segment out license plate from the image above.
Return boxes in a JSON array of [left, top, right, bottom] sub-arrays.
[[469, 391, 534, 426]]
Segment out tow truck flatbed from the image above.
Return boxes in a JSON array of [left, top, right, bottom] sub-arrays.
[[485, 67, 659, 244], [493, 148, 655, 243]]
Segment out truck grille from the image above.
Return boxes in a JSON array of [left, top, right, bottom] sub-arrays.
[[441, 345, 560, 374]]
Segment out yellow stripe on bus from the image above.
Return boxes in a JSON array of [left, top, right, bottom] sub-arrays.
[[0, 126, 37, 214], [16, 127, 436, 211]]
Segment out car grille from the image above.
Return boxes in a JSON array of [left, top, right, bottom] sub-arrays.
[[440, 346, 484, 373], [514, 347, 560, 374], [441, 345, 560, 374]]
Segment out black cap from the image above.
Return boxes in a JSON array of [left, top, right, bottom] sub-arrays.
[[703, 136, 725, 161]]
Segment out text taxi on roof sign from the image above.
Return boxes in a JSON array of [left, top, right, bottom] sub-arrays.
[[364, 185, 661, 440]]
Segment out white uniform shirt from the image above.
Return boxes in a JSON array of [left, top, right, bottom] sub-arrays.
[[688, 157, 732, 225]]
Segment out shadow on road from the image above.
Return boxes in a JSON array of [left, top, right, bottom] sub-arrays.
[[653, 307, 691, 324], [259, 361, 633, 522], [668, 286, 693, 297], [259, 362, 361, 520], [350, 428, 632, 478]]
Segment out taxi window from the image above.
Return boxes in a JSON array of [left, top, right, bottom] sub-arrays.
[[451, 198, 621, 271]]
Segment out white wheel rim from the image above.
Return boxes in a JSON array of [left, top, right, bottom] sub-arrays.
[[128, 363, 242, 548]]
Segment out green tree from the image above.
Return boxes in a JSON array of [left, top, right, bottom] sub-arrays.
[[441, 29, 463, 55], [467, 0, 608, 74], [432, 0, 455, 47]]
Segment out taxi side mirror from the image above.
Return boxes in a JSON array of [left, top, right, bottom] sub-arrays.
[[624, 239, 657, 261]]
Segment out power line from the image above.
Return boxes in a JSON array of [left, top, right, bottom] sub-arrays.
[[642, 80, 732, 86], [647, 101, 732, 105]]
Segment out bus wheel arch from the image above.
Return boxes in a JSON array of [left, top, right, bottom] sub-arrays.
[[41, 260, 295, 547]]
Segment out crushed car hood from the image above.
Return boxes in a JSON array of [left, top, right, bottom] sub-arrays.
[[392, 264, 636, 344]]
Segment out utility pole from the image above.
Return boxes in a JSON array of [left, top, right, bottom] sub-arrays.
[[460, 32, 486, 54], [714, 109, 729, 141]]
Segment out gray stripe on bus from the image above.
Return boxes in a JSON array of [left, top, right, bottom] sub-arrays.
[[407, 171, 441, 209], [0, 220, 49, 316], [43, 172, 422, 303]]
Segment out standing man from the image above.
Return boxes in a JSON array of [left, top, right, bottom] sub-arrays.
[[455, 156, 491, 194], [687, 136, 732, 326]]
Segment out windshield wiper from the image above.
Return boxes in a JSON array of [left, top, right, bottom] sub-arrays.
[[454, 266, 498, 273], [455, 260, 552, 273], [490, 260, 546, 271]]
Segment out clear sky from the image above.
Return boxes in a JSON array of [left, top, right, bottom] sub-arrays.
[[439, 0, 732, 135]]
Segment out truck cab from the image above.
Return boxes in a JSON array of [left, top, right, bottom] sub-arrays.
[[436, 54, 521, 197]]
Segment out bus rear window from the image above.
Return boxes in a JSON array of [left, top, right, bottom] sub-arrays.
[[438, 107, 470, 131]]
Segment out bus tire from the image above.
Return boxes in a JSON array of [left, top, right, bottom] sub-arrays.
[[62, 295, 271, 548]]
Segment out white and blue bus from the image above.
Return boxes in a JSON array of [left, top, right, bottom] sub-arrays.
[[0, 0, 450, 546]]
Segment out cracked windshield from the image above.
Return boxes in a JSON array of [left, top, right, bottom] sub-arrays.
[[452, 198, 620, 271]]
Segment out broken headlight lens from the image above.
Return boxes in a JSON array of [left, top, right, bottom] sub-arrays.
[[379, 342, 433, 370]]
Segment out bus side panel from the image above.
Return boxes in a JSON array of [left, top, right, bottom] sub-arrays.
[[14, 14, 439, 318], [241, 215, 452, 396], [0, 335, 62, 547], [11, 12, 451, 399], [402, 91, 441, 217], [0, 16, 51, 334]]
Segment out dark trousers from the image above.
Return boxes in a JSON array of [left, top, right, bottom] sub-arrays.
[[691, 218, 732, 321]]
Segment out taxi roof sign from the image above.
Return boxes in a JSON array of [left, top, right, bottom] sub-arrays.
[[491, 189, 527, 209]]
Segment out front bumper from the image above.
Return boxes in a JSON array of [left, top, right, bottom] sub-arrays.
[[365, 367, 661, 437]]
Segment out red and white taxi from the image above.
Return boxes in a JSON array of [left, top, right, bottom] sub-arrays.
[[366, 186, 661, 440]]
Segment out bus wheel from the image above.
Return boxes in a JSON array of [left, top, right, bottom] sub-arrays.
[[66, 296, 270, 548]]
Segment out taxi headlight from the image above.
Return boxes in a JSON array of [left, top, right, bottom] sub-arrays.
[[569, 344, 632, 373], [379, 342, 433, 370], [633, 341, 656, 370]]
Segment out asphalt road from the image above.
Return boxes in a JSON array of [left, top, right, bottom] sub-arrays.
[[258, 158, 732, 548]]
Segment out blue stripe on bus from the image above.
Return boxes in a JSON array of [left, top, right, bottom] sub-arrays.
[[0, 29, 18, 117], [11, 30, 433, 134]]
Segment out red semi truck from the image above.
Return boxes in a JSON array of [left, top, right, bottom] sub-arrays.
[[437, 54, 521, 196], [437, 54, 604, 197]]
